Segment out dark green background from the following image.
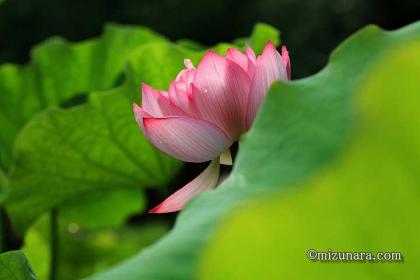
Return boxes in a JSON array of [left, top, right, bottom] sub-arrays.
[[1, 0, 419, 78]]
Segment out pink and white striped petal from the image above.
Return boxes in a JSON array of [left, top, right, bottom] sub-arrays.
[[245, 45, 257, 77], [226, 47, 256, 79], [142, 116, 232, 162], [192, 51, 251, 140], [281, 45, 291, 80], [246, 45, 257, 64], [149, 158, 220, 213], [245, 41, 288, 129], [141, 83, 185, 117], [167, 60, 198, 114], [177, 59, 196, 79], [168, 80, 200, 115], [133, 103, 146, 131], [226, 48, 249, 72]]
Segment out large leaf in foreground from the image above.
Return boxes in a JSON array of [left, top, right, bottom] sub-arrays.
[[0, 24, 165, 169], [4, 42, 201, 235], [0, 250, 36, 280], [87, 22, 420, 280], [201, 40, 420, 280]]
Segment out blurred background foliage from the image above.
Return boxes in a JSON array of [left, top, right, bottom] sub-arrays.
[[1, 0, 420, 78]]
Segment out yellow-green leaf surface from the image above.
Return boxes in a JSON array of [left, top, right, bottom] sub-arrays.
[[0, 250, 36, 280], [87, 22, 420, 280]]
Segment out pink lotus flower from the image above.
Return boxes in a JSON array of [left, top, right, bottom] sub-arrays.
[[133, 41, 290, 213]]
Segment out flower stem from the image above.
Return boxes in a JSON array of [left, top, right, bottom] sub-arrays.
[[50, 208, 59, 280], [0, 207, 22, 252]]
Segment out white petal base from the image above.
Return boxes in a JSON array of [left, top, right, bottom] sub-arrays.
[[220, 148, 233, 165]]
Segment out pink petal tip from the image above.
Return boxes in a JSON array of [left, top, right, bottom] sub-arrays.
[[149, 158, 220, 213]]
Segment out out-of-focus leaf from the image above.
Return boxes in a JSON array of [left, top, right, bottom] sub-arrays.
[[4, 41, 207, 236], [248, 23, 281, 54], [59, 223, 169, 280], [23, 213, 169, 280], [61, 188, 145, 229], [0, 169, 6, 203], [86, 22, 420, 280], [177, 26, 280, 54], [0, 24, 165, 170], [0, 171, 6, 248], [200, 40, 420, 280], [0, 24, 168, 237], [22, 215, 50, 280], [232, 37, 248, 47], [176, 39, 206, 51], [0, 250, 37, 280]]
